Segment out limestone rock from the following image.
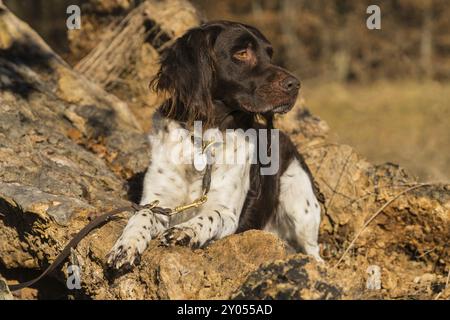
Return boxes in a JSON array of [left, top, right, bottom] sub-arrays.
[[71, 0, 202, 131], [0, 275, 13, 300], [233, 255, 342, 300]]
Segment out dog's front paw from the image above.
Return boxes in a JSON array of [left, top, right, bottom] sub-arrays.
[[106, 237, 143, 270], [159, 226, 200, 248]]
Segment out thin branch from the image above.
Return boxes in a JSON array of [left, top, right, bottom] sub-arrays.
[[333, 183, 432, 269], [434, 270, 448, 301], [327, 151, 353, 209], [319, 177, 354, 201], [342, 181, 440, 209], [446, 269, 450, 289]]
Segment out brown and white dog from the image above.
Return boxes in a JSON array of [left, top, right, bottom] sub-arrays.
[[107, 21, 324, 270]]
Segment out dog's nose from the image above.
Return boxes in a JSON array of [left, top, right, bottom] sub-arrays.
[[280, 76, 300, 93]]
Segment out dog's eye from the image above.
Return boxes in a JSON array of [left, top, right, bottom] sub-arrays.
[[233, 49, 250, 61]]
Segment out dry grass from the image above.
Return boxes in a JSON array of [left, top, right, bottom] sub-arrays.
[[302, 80, 450, 183]]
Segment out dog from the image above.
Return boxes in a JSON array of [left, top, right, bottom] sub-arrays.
[[107, 21, 324, 270]]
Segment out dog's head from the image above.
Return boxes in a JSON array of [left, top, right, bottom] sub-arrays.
[[152, 21, 300, 125]]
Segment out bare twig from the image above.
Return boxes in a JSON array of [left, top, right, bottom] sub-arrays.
[[333, 183, 432, 269], [434, 269, 450, 300], [418, 247, 437, 258], [313, 148, 328, 176], [327, 151, 353, 209], [446, 269, 450, 289], [319, 177, 354, 201], [302, 142, 340, 152], [342, 181, 440, 210]]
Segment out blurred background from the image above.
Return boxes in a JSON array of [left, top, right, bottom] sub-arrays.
[[4, 0, 450, 182]]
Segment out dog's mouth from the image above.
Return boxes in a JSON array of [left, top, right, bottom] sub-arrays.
[[271, 103, 293, 114], [240, 102, 294, 114], [237, 96, 296, 115]]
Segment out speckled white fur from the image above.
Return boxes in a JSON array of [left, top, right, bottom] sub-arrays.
[[107, 112, 322, 269], [107, 112, 255, 269], [264, 160, 323, 262]]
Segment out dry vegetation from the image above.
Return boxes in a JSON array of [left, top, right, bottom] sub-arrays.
[[303, 80, 450, 182]]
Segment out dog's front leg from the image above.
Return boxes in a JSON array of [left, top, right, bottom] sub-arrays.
[[276, 158, 323, 262], [159, 209, 238, 248], [107, 128, 189, 269], [160, 161, 251, 248], [106, 209, 169, 269]]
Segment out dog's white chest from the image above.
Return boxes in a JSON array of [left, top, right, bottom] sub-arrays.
[[140, 115, 256, 224]]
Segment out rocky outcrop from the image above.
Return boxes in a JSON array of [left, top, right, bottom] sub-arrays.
[[278, 108, 450, 299], [233, 255, 342, 300], [0, 275, 13, 300], [71, 0, 201, 131], [84, 230, 288, 299], [0, 1, 449, 300]]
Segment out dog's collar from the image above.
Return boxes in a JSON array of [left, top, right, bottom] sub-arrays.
[[157, 99, 258, 130], [212, 100, 256, 131]]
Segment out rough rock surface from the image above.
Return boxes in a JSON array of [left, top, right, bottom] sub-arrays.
[[0, 274, 13, 300], [278, 108, 450, 299], [71, 0, 201, 131], [0, 1, 449, 300], [86, 230, 287, 299], [233, 255, 342, 300]]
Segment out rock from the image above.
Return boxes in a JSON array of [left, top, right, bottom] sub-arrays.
[[414, 273, 437, 284], [69, 0, 201, 63], [0, 16, 150, 183], [233, 255, 342, 300], [0, 0, 147, 279], [0, 275, 13, 300], [87, 230, 288, 299], [71, 0, 202, 131], [275, 105, 450, 299], [0, 183, 94, 226]]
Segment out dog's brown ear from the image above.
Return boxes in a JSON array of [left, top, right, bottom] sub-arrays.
[[151, 25, 221, 127]]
